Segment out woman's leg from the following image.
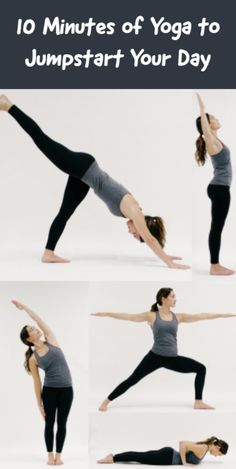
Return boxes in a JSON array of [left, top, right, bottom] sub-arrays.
[[42, 176, 90, 262], [8, 104, 95, 178], [207, 185, 233, 275], [113, 448, 174, 465], [99, 351, 163, 411], [41, 387, 58, 465], [55, 387, 73, 465], [163, 355, 214, 409]]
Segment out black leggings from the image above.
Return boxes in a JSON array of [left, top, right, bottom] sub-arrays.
[[41, 386, 73, 453], [8, 105, 95, 250], [108, 351, 206, 401], [207, 184, 230, 264], [113, 447, 174, 465]]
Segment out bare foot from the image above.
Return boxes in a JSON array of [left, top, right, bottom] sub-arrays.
[[99, 398, 111, 412], [47, 453, 55, 465], [194, 400, 215, 410], [97, 454, 114, 464], [54, 453, 64, 465], [41, 249, 70, 263], [0, 94, 12, 111], [210, 264, 235, 276]]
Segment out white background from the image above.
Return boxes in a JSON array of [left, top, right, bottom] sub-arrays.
[[193, 90, 236, 278], [0, 282, 88, 468], [89, 281, 236, 409], [0, 90, 193, 281]]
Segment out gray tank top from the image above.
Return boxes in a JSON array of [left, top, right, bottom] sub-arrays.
[[34, 342, 72, 387], [172, 449, 205, 465], [210, 143, 232, 186], [81, 161, 129, 217], [151, 311, 178, 357]]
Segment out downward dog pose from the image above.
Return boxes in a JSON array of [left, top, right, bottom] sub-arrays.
[[97, 436, 228, 466], [195, 93, 234, 276], [13, 300, 73, 466], [93, 287, 236, 411], [0, 94, 189, 269]]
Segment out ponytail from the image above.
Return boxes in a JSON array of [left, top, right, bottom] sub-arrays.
[[150, 287, 173, 312], [197, 436, 228, 455], [195, 113, 210, 166], [20, 325, 34, 374]]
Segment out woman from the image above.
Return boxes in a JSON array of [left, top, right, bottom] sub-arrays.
[[195, 93, 234, 276], [13, 300, 73, 466], [0, 94, 189, 269], [97, 436, 228, 466], [93, 287, 236, 411]]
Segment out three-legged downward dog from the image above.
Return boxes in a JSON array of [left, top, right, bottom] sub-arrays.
[[97, 436, 229, 466], [13, 300, 73, 466], [0, 95, 189, 269], [92, 287, 236, 411]]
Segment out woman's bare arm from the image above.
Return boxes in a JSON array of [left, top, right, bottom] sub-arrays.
[[177, 312, 236, 323], [179, 441, 207, 466], [196, 93, 222, 155], [92, 311, 155, 324], [12, 300, 59, 346], [29, 356, 45, 418]]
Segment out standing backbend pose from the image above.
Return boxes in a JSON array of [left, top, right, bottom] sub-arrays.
[[0, 94, 189, 269], [195, 93, 234, 276], [97, 436, 228, 466], [13, 300, 73, 466], [93, 287, 236, 411]]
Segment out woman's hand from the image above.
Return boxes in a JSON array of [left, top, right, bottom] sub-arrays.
[[196, 92, 205, 111], [91, 313, 108, 317], [39, 405, 46, 418], [166, 256, 190, 270], [11, 300, 25, 310]]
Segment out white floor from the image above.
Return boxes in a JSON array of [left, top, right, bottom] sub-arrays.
[[193, 251, 236, 282], [0, 243, 192, 281], [0, 448, 87, 469]]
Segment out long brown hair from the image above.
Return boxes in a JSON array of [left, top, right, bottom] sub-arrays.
[[141, 215, 166, 248], [20, 325, 34, 373], [150, 287, 173, 312], [197, 436, 228, 455], [195, 113, 210, 166]]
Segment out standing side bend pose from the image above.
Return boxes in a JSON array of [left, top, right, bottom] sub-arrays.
[[13, 300, 73, 466], [195, 93, 234, 276], [0, 94, 189, 269], [97, 436, 228, 466], [93, 287, 236, 411]]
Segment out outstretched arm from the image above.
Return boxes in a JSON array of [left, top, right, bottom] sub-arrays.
[[177, 312, 236, 323], [92, 311, 154, 324], [130, 208, 190, 270], [196, 93, 222, 154], [12, 300, 59, 345]]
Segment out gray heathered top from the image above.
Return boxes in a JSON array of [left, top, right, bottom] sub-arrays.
[[34, 342, 72, 388], [210, 143, 232, 186], [151, 312, 178, 357], [81, 161, 129, 217], [172, 449, 205, 465]]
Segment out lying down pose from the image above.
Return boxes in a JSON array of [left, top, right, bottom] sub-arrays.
[[97, 436, 228, 466], [0, 94, 189, 269]]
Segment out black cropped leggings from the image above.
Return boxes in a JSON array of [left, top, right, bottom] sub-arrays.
[[8, 105, 95, 250], [108, 351, 206, 401], [113, 447, 174, 465], [41, 386, 73, 453], [207, 184, 231, 264]]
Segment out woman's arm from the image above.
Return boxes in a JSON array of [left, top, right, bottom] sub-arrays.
[[130, 208, 190, 270], [92, 311, 155, 324], [12, 300, 59, 345], [196, 93, 222, 154], [177, 312, 236, 323], [29, 356, 45, 418], [179, 441, 207, 467]]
